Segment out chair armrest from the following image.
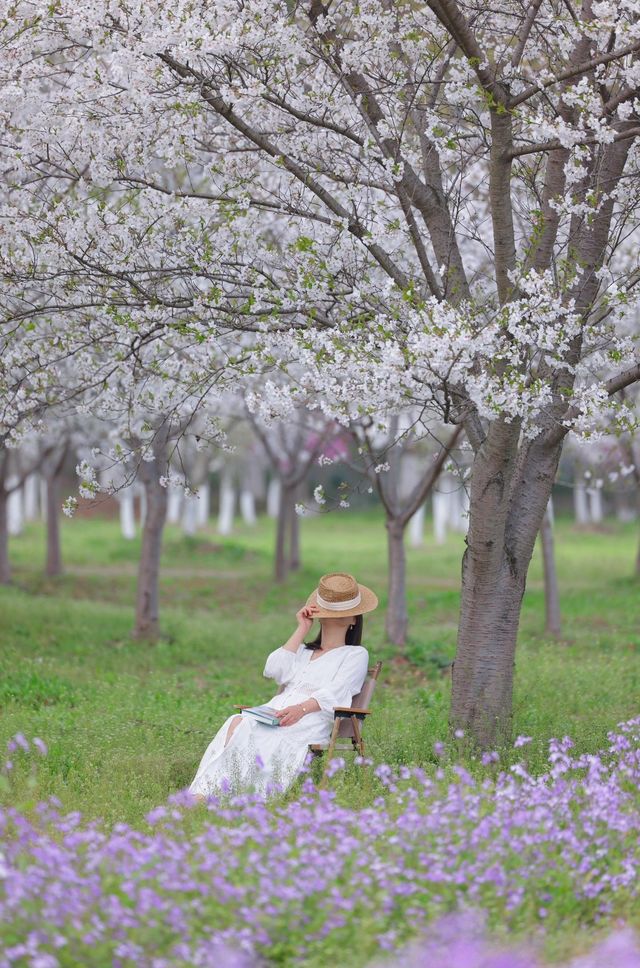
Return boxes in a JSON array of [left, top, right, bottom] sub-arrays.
[[232, 705, 251, 710], [333, 707, 371, 718]]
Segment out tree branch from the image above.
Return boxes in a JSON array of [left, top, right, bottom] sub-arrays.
[[545, 362, 640, 448], [158, 52, 411, 293], [511, 40, 640, 108], [398, 424, 463, 525], [508, 124, 640, 159]]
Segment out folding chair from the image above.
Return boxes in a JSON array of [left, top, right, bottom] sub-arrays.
[[308, 660, 383, 786]]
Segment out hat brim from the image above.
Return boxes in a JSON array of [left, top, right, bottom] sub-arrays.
[[305, 583, 378, 618]]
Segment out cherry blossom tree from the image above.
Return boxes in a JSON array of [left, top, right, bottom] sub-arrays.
[[3, 0, 640, 743], [166, 0, 639, 745]]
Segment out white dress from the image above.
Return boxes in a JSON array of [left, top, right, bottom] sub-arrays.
[[188, 642, 369, 798]]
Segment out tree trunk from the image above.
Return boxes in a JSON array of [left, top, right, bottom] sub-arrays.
[[266, 477, 280, 518], [196, 480, 210, 528], [408, 504, 425, 547], [275, 481, 294, 582], [119, 488, 136, 540], [0, 489, 10, 585], [45, 467, 63, 578], [24, 474, 40, 521], [574, 480, 589, 524], [588, 486, 603, 523], [134, 435, 169, 639], [166, 485, 182, 524], [540, 499, 561, 637], [433, 488, 448, 544], [7, 478, 23, 536], [385, 517, 408, 647], [182, 496, 199, 536], [289, 484, 301, 572], [217, 470, 235, 536], [240, 488, 257, 525], [451, 423, 562, 746]]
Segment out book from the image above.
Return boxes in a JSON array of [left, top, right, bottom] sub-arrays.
[[241, 705, 281, 727]]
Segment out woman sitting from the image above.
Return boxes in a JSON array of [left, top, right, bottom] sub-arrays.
[[188, 572, 378, 800]]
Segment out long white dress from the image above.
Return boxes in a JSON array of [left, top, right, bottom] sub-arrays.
[[188, 642, 369, 798]]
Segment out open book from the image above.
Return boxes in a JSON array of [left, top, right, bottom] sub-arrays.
[[241, 705, 281, 727]]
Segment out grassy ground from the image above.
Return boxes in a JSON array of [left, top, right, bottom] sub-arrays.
[[0, 510, 638, 827]]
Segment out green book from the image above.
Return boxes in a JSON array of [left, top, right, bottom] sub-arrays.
[[241, 705, 281, 727]]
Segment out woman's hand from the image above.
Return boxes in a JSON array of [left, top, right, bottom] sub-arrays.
[[295, 604, 318, 636], [276, 704, 306, 727]]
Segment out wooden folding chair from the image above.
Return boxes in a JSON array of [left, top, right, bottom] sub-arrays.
[[308, 660, 382, 787], [233, 660, 383, 788]]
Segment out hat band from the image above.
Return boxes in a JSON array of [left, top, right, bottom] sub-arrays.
[[316, 590, 362, 611]]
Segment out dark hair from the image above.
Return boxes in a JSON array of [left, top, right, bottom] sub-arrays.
[[305, 614, 363, 651]]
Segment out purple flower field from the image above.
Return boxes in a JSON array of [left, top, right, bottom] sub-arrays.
[[1, 719, 640, 967]]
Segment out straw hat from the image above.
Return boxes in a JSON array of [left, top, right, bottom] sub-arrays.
[[305, 572, 378, 618]]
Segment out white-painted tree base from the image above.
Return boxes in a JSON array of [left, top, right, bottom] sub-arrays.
[[266, 478, 280, 519], [197, 481, 210, 528], [408, 504, 425, 547], [218, 473, 236, 535], [119, 488, 136, 540], [240, 489, 257, 526], [7, 478, 24, 536]]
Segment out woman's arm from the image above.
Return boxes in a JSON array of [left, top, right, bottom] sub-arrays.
[[263, 605, 319, 683], [281, 605, 318, 653], [277, 697, 320, 727]]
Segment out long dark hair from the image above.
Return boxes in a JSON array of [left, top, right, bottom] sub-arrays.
[[305, 614, 363, 651]]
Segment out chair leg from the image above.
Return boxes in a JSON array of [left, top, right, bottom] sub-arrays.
[[351, 716, 363, 753], [319, 719, 341, 789]]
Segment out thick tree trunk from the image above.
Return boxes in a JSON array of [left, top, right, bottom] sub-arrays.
[[134, 436, 169, 640], [0, 489, 10, 585], [540, 500, 561, 637], [385, 517, 408, 647], [275, 481, 294, 583], [451, 423, 562, 746]]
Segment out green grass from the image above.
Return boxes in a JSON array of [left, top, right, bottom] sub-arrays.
[[0, 511, 638, 826]]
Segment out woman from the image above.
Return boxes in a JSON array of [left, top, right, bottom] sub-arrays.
[[189, 572, 378, 800]]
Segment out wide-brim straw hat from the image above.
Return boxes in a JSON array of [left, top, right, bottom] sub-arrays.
[[305, 572, 378, 618]]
